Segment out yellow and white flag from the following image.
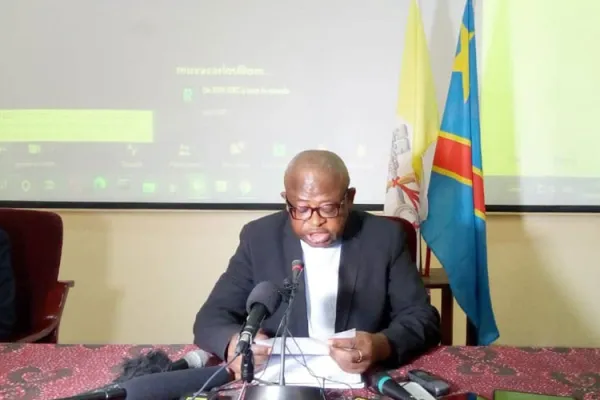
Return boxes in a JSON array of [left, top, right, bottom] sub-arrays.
[[384, 0, 439, 227]]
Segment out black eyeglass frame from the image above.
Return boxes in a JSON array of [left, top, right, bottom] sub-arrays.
[[285, 190, 349, 221]]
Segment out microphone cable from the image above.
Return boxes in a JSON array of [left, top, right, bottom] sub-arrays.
[[189, 299, 293, 399], [285, 328, 357, 397], [188, 357, 237, 400]]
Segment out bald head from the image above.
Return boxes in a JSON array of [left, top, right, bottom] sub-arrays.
[[284, 150, 350, 191], [281, 150, 356, 247], [282, 150, 355, 247]]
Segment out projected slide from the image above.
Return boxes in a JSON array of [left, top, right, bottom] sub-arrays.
[[481, 0, 600, 207], [0, 0, 599, 206]]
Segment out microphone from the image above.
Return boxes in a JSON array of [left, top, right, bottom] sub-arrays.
[[53, 365, 232, 400], [170, 349, 210, 371], [235, 281, 283, 355], [291, 259, 303, 285], [115, 349, 210, 383], [370, 371, 417, 400], [281, 259, 303, 302]]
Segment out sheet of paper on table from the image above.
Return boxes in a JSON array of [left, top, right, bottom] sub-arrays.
[[254, 329, 364, 389]]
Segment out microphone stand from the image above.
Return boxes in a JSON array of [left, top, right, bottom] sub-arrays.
[[245, 274, 323, 400], [241, 348, 254, 384], [278, 280, 297, 386]]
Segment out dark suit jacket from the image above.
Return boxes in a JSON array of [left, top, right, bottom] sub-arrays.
[[0, 228, 16, 341], [194, 210, 441, 367]]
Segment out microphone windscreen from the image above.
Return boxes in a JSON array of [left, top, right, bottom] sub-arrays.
[[292, 259, 303, 271], [121, 365, 232, 400], [245, 281, 282, 315], [183, 349, 210, 368], [115, 349, 172, 383]]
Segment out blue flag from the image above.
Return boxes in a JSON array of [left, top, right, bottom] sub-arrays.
[[420, 0, 500, 345]]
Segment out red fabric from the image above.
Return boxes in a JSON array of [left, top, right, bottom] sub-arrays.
[[0, 209, 64, 339], [0, 344, 599, 400], [383, 216, 417, 263], [384, 215, 433, 277]]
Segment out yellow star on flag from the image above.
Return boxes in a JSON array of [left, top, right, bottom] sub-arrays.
[[453, 23, 475, 102]]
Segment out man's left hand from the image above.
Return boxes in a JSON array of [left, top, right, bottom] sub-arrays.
[[328, 331, 391, 374]]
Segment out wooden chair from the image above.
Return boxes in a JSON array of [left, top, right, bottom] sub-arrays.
[[0, 208, 74, 343], [383, 216, 476, 345]]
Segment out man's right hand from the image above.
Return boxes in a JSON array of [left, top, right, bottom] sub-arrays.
[[226, 329, 272, 380]]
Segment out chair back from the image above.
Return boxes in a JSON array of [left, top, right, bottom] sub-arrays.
[[383, 216, 417, 262], [0, 209, 64, 336]]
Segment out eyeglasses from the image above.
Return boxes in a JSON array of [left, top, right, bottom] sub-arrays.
[[285, 195, 347, 221]]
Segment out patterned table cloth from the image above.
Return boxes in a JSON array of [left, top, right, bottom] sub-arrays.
[[0, 344, 599, 400]]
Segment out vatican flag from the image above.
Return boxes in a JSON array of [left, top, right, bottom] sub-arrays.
[[384, 0, 439, 227]]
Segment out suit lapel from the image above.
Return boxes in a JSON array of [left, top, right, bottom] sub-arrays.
[[282, 218, 309, 337], [335, 212, 362, 332]]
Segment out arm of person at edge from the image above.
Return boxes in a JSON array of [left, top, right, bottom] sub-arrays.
[[193, 224, 272, 378], [0, 229, 16, 342], [328, 225, 442, 374]]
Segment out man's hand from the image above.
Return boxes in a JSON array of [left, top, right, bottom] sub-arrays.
[[226, 329, 272, 379], [328, 331, 391, 374]]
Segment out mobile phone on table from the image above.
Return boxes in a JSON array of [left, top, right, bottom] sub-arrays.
[[408, 369, 451, 397]]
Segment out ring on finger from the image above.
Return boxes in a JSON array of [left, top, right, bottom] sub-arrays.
[[355, 349, 363, 363]]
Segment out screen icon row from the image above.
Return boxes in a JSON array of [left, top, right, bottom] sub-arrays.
[[0, 178, 254, 196]]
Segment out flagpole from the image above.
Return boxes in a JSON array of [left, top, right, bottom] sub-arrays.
[[416, 225, 423, 275], [417, 0, 423, 278]]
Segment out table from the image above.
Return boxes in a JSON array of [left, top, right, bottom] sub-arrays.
[[0, 344, 599, 400]]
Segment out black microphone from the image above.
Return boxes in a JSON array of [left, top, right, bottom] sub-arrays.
[[169, 349, 210, 371], [53, 365, 232, 400], [235, 281, 283, 355], [281, 259, 303, 302], [370, 371, 417, 400], [291, 259, 303, 285], [115, 349, 210, 383]]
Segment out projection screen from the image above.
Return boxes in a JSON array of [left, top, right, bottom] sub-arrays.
[[1, 0, 598, 208]]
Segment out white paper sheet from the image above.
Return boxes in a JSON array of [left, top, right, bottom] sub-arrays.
[[256, 355, 364, 389], [255, 328, 356, 356], [253, 329, 364, 389]]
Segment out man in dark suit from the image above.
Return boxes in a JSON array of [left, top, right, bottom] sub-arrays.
[[194, 150, 440, 377], [0, 228, 16, 341]]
